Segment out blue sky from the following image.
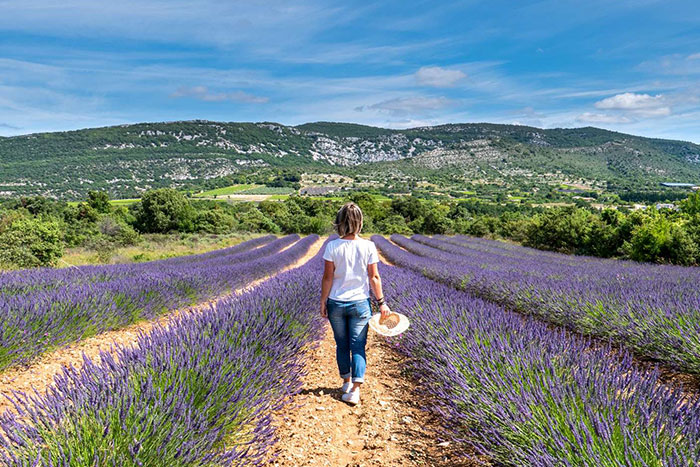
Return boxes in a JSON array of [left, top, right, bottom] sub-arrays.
[[1, 0, 699, 142]]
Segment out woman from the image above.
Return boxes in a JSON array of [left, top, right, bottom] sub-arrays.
[[320, 202, 391, 405]]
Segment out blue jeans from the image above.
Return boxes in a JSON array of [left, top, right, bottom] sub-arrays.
[[326, 298, 371, 383]]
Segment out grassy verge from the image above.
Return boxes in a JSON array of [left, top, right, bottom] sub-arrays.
[[61, 232, 266, 267]]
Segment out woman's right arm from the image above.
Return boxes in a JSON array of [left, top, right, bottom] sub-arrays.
[[320, 260, 334, 318]]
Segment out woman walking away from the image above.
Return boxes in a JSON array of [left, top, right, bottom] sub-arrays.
[[320, 202, 391, 406]]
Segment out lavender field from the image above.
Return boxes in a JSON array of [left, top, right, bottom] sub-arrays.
[[379, 262, 700, 465], [375, 234, 700, 375], [0, 234, 317, 370], [2, 233, 700, 465], [0, 238, 327, 465]]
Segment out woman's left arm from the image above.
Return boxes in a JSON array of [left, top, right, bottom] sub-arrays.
[[368, 263, 391, 318]]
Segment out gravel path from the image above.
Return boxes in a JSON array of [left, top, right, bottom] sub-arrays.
[[268, 323, 476, 466]]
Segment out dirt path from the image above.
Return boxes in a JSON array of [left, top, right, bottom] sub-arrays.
[[269, 326, 475, 467], [269, 241, 476, 466], [0, 237, 323, 415]]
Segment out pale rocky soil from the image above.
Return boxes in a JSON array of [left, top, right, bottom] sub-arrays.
[[0, 238, 323, 416], [268, 327, 477, 466], [268, 244, 478, 466]]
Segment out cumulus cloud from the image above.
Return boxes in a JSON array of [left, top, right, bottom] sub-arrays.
[[414, 66, 466, 87], [592, 92, 671, 118], [595, 92, 665, 110], [576, 112, 633, 124], [356, 96, 453, 116], [170, 86, 268, 103]]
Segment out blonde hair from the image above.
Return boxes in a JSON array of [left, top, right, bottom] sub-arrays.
[[334, 202, 363, 237]]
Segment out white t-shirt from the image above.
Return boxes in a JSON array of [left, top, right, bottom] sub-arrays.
[[323, 237, 379, 301]]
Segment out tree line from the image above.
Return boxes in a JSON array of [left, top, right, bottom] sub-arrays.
[[1, 189, 699, 268]]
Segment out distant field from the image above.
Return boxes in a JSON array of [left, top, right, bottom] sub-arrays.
[[110, 198, 140, 206], [195, 184, 260, 197], [238, 186, 296, 195]]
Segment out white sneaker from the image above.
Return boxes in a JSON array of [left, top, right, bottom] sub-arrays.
[[341, 388, 360, 405], [341, 381, 353, 394]]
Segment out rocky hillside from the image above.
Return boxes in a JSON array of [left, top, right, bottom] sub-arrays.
[[0, 120, 698, 198]]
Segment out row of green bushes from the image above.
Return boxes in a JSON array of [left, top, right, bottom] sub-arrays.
[[2, 189, 700, 268]]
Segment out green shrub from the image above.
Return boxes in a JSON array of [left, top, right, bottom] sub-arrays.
[[132, 188, 195, 233], [237, 209, 280, 233], [524, 207, 594, 253], [376, 214, 412, 235], [624, 216, 698, 265], [0, 216, 64, 267], [98, 216, 140, 246], [195, 209, 237, 234], [87, 190, 111, 213]]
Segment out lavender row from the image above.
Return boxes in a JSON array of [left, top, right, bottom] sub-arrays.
[[380, 234, 700, 374], [0, 238, 327, 466], [0, 234, 314, 371], [0, 235, 276, 295], [378, 260, 700, 465]]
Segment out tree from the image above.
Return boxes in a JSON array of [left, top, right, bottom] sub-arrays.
[[195, 209, 237, 234], [87, 190, 111, 213], [624, 215, 698, 265], [524, 207, 594, 253], [680, 192, 700, 217], [376, 214, 412, 235], [97, 216, 140, 246], [132, 188, 195, 233], [349, 192, 385, 222], [18, 196, 52, 216], [391, 196, 427, 222], [422, 210, 453, 234], [237, 209, 280, 233], [0, 216, 64, 267]]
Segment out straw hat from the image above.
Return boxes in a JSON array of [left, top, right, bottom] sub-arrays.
[[369, 312, 410, 337]]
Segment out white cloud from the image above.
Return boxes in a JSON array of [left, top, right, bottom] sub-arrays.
[[170, 86, 268, 103], [576, 112, 633, 124], [414, 66, 466, 87], [593, 92, 671, 118], [687, 53, 700, 60], [356, 96, 453, 116], [595, 92, 664, 110]]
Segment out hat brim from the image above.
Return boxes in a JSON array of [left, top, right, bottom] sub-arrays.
[[368, 312, 410, 337]]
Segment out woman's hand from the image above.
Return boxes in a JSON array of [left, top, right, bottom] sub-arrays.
[[379, 303, 391, 319], [320, 302, 328, 319]]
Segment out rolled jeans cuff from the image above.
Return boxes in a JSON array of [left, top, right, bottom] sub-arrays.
[[340, 371, 352, 379], [352, 377, 364, 383]]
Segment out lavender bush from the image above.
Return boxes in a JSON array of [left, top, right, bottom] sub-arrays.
[[376, 234, 700, 374], [378, 261, 700, 465], [0, 234, 315, 370], [0, 235, 325, 466]]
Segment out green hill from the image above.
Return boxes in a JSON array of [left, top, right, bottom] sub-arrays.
[[0, 120, 698, 199]]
